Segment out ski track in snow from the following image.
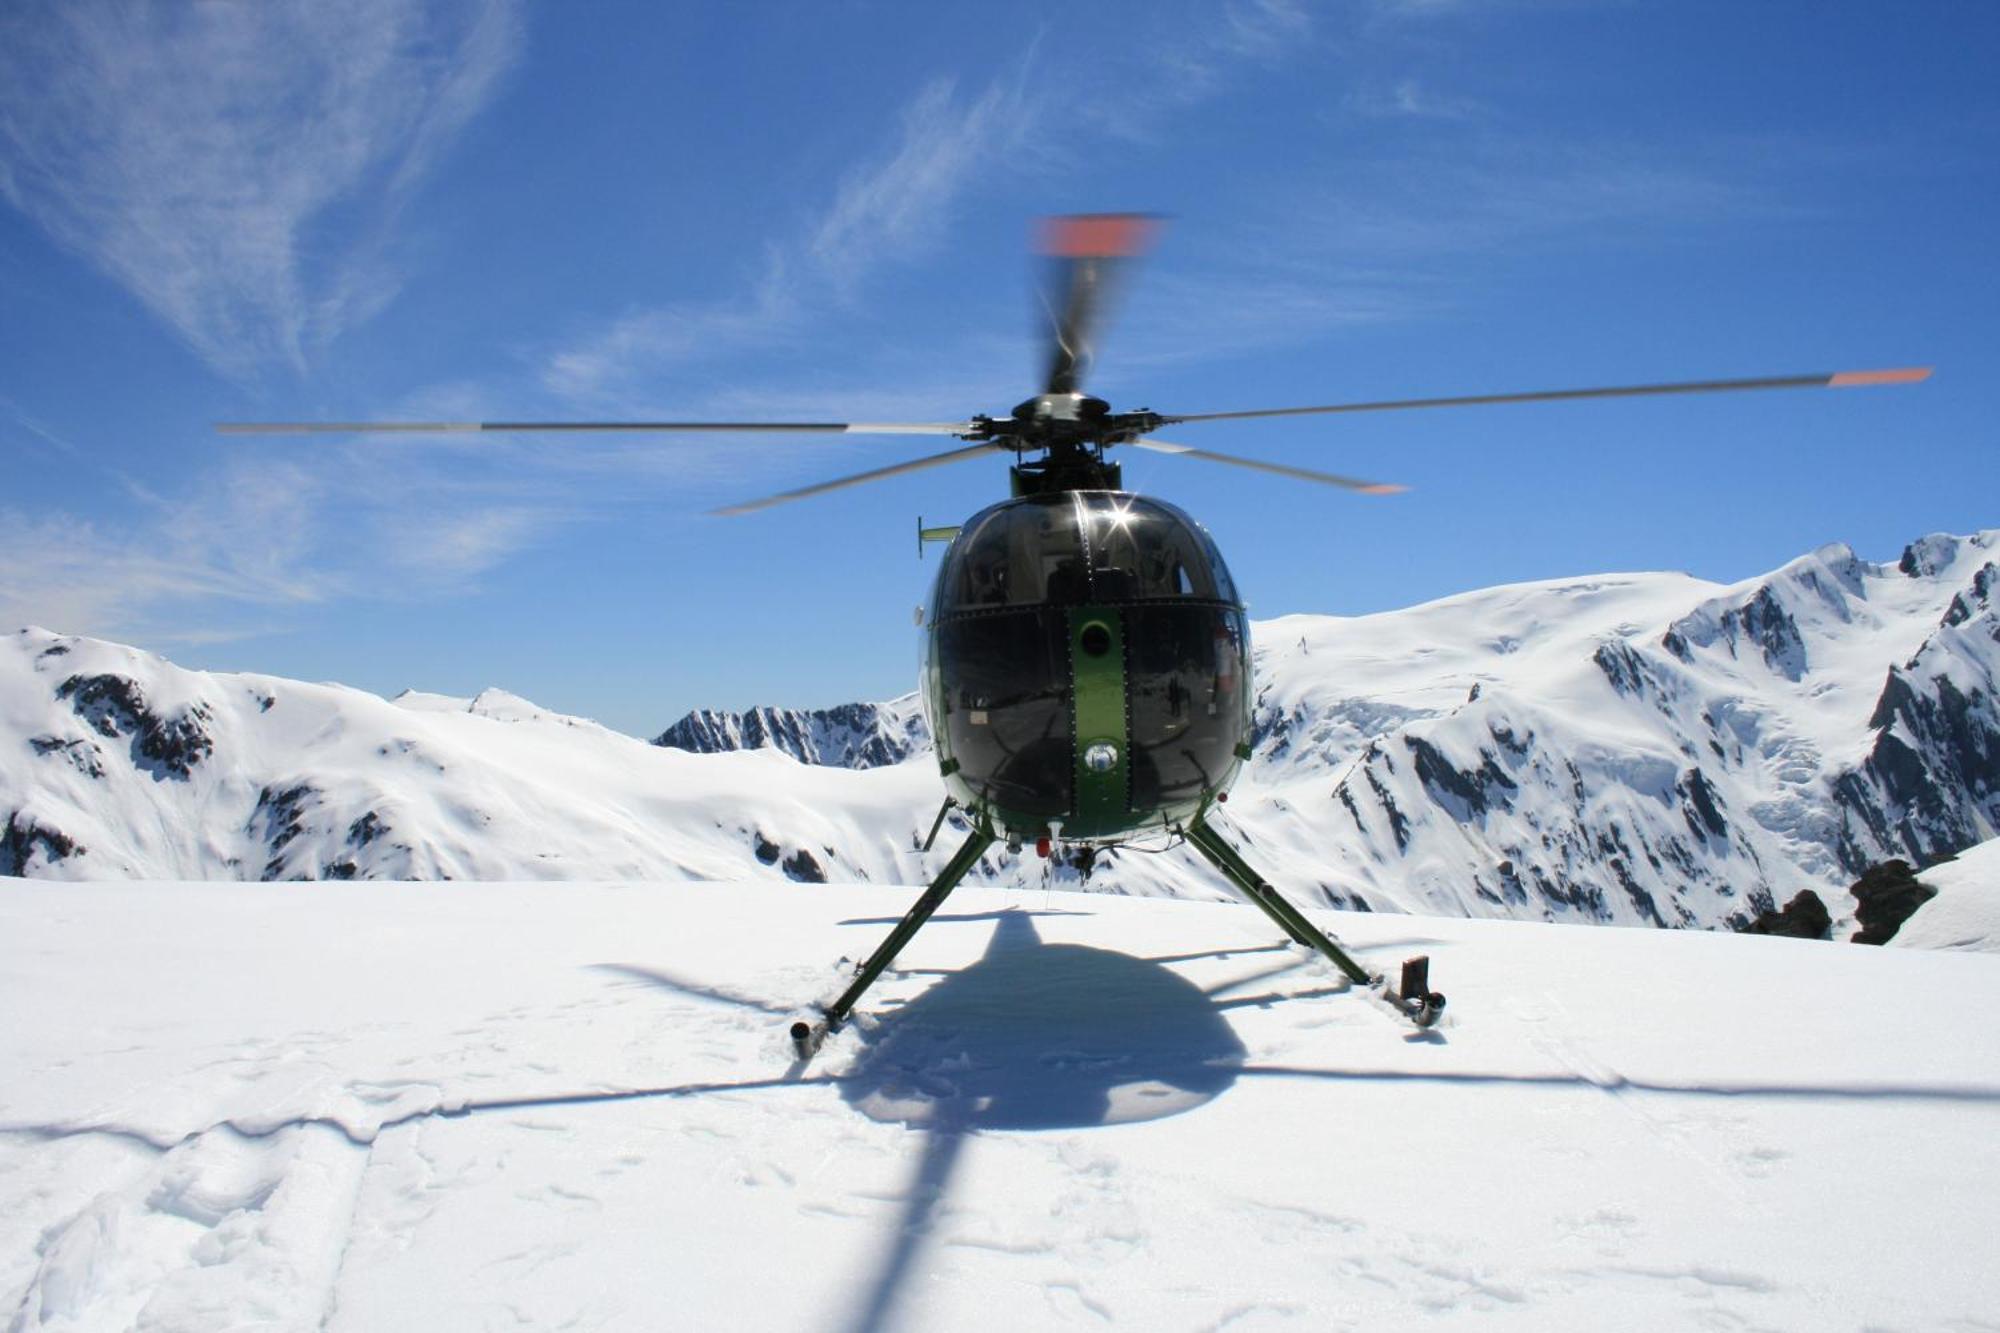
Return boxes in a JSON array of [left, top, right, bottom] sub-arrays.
[[2, 880, 1998, 1331]]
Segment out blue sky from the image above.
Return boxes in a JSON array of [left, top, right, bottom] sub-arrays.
[[2, 0, 1994, 737]]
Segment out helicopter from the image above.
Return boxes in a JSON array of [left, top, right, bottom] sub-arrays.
[[221, 213, 1930, 1057]]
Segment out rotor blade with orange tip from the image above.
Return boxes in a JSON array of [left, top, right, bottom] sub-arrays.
[[1158, 367, 1934, 427], [1128, 439, 1407, 495], [1036, 212, 1161, 397]]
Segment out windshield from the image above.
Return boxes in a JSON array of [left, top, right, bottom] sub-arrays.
[[936, 492, 1237, 611]]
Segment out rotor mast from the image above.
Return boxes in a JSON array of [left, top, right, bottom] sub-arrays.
[[971, 389, 1163, 496]]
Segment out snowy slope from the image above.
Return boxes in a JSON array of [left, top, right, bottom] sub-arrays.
[[2, 882, 1996, 1330], [0, 628, 948, 888], [5, 530, 1996, 939], [1891, 836, 2000, 952], [1210, 531, 2000, 932]]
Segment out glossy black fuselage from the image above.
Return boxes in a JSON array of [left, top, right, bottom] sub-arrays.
[[920, 491, 1251, 843]]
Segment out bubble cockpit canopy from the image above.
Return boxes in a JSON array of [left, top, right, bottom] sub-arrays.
[[935, 492, 1238, 614]]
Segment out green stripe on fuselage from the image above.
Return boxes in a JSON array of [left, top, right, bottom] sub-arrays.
[[1069, 606, 1128, 829]]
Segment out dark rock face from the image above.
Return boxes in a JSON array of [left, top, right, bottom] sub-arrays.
[[1404, 735, 1517, 820], [1, 812, 84, 875], [1680, 769, 1729, 840], [1901, 535, 1962, 578], [1664, 586, 1808, 679], [781, 848, 827, 883], [56, 674, 214, 780], [250, 782, 320, 879], [1942, 563, 1996, 629], [29, 735, 106, 779], [1832, 564, 2000, 875], [1594, 640, 1656, 696], [1848, 860, 1939, 945], [655, 700, 927, 769], [348, 812, 389, 847], [1740, 889, 1832, 940]]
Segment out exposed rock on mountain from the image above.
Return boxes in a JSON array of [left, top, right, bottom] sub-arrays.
[[0, 810, 82, 875], [56, 672, 213, 779], [1740, 889, 1832, 939], [655, 698, 927, 769], [1847, 859, 1940, 944]]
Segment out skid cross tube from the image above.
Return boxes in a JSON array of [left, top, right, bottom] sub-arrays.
[[1184, 817, 1375, 987], [791, 824, 996, 1057]]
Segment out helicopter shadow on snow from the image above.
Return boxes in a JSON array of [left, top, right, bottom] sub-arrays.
[[611, 907, 1370, 1333]]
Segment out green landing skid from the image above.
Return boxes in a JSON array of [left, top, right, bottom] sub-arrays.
[[790, 822, 996, 1059], [1184, 816, 1445, 1029]]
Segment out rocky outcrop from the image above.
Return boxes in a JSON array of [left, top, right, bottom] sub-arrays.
[[56, 673, 213, 780], [1848, 859, 1939, 945], [1, 811, 84, 875], [1832, 544, 1999, 874], [656, 697, 927, 769], [1740, 889, 1832, 940]]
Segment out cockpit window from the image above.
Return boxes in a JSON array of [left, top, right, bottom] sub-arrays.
[[1081, 494, 1229, 601], [940, 495, 1085, 610], [937, 492, 1240, 612]]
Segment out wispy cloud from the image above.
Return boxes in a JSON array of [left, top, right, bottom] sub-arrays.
[[1301, 138, 1777, 259], [1346, 78, 1485, 121], [0, 395, 85, 461], [1085, 0, 1315, 142], [809, 75, 1038, 293], [0, 438, 570, 646], [0, 0, 522, 379], [539, 3, 1324, 413], [0, 500, 325, 646], [542, 69, 1040, 409]]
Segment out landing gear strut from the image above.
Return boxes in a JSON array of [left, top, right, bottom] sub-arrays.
[[789, 822, 996, 1060], [785, 811, 1443, 1061], [1185, 816, 1445, 1029]]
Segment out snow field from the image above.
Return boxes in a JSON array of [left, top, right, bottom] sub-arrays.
[[1893, 837, 2000, 952], [3, 879, 1996, 1330]]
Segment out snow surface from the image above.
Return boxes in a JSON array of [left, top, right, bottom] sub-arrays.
[[4, 880, 1997, 1330], [1892, 836, 2000, 952]]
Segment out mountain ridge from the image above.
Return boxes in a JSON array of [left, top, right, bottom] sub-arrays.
[[5, 530, 1995, 939]]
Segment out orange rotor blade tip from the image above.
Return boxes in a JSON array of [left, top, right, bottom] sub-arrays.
[[1829, 366, 1933, 387], [1039, 213, 1160, 259], [1360, 483, 1410, 496]]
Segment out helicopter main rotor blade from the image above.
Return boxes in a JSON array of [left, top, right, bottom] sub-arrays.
[[1037, 213, 1159, 397], [1157, 366, 1933, 427], [712, 441, 1006, 517], [1129, 439, 1407, 495], [215, 420, 976, 436]]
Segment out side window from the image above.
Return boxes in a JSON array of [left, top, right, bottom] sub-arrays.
[[946, 512, 1015, 608], [1193, 522, 1238, 604]]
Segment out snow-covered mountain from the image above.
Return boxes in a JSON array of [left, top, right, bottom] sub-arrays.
[[655, 696, 925, 769], [1, 632, 948, 888], [4, 530, 1996, 937], [1223, 530, 1999, 931]]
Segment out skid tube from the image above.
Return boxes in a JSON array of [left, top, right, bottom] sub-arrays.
[[790, 822, 996, 1059], [1184, 816, 1445, 1028]]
